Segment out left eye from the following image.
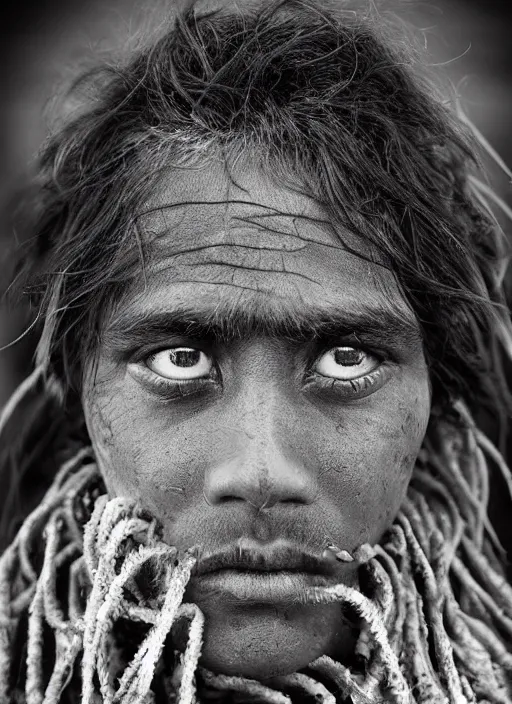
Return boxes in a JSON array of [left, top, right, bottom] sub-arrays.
[[313, 346, 379, 380], [146, 347, 213, 380]]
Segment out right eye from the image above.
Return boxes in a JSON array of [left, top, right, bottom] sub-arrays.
[[313, 346, 380, 380], [146, 347, 213, 380]]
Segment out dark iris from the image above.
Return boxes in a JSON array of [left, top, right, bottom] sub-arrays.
[[169, 348, 201, 367], [333, 347, 364, 366]]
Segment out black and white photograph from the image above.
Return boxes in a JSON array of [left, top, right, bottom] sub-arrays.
[[0, 1, 511, 701]]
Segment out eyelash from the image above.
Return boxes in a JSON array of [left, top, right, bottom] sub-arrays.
[[132, 363, 219, 400], [132, 344, 390, 400], [304, 363, 390, 400]]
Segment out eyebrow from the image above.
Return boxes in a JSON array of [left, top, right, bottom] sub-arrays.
[[104, 301, 422, 357]]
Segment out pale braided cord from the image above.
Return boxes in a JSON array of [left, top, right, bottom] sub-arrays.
[[460, 535, 512, 612], [18, 456, 94, 583], [1, 404, 512, 703], [25, 570, 46, 704], [307, 655, 371, 704], [461, 614, 512, 673], [174, 604, 205, 704], [42, 631, 83, 704], [354, 561, 393, 698], [81, 511, 164, 704], [444, 592, 510, 703], [378, 523, 447, 703], [0, 456, 206, 704], [41, 513, 69, 631], [81, 516, 139, 701], [304, 581, 412, 703], [268, 672, 336, 702], [82, 494, 108, 579], [198, 668, 292, 703], [410, 469, 465, 565], [84, 544, 173, 703], [112, 551, 196, 704], [423, 438, 502, 554], [398, 515, 467, 702], [401, 578, 447, 703], [475, 427, 512, 502], [373, 546, 406, 652]]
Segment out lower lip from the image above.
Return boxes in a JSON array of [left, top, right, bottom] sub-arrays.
[[192, 569, 332, 604]]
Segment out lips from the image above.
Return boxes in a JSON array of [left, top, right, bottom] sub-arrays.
[[188, 540, 344, 604], [194, 569, 333, 604]]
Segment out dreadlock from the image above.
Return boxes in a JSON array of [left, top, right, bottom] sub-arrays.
[[1, 0, 512, 702]]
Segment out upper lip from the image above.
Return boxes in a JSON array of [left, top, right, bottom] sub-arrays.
[[192, 540, 338, 578]]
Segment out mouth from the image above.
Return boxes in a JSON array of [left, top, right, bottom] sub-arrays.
[[192, 569, 334, 604], [188, 540, 344, 605]]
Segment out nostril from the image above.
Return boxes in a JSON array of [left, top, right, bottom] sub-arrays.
[[204, 489, 244, 506], [204, 455, 318, 508], [219, 496, 245, 504]]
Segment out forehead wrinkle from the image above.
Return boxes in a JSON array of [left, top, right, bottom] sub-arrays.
[[136, 198, 334, 247], [137, 199, 316, 219], [232, 213, 388, 270], [171, 260, 326, 288], [136, 200, 386, 271]]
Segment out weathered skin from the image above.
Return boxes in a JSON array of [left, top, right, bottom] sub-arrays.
[[82, 162, 431, 679]]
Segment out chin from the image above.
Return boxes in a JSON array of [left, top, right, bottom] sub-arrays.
[[195, 601, 349, 680], [199, 633, 325, 680]]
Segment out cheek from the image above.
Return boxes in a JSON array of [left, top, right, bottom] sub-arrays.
[[312, 391, 430, 543], [83, 385, 140, 497], [83, 378, 214, 513]]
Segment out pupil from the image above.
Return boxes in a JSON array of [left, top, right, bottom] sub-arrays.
[[334, 347, 363, 366], [169, 348, 200, 367]]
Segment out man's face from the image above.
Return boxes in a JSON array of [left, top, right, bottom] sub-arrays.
[[82, 163, 431, 679]]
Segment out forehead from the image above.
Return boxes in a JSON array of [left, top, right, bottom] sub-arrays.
[[111, 163, 416, 331]]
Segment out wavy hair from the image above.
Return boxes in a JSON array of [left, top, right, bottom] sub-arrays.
[[5, 0, 512, 418]]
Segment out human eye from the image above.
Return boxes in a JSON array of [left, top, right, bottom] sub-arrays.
[[314, 346, 378, 380], [128, 346, 219, 398], [146, 347, 213, 380], [307, 345, 390, 399]]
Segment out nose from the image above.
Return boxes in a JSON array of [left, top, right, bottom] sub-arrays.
[[203, 411, 318, 511], [202, 340, 321, 511], [204, 440, 317, 510]]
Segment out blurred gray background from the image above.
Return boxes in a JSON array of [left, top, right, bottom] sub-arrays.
[[0, 0, 511, 405]]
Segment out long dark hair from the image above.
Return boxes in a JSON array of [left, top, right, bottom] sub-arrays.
[[2, 0, 511, 546]]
